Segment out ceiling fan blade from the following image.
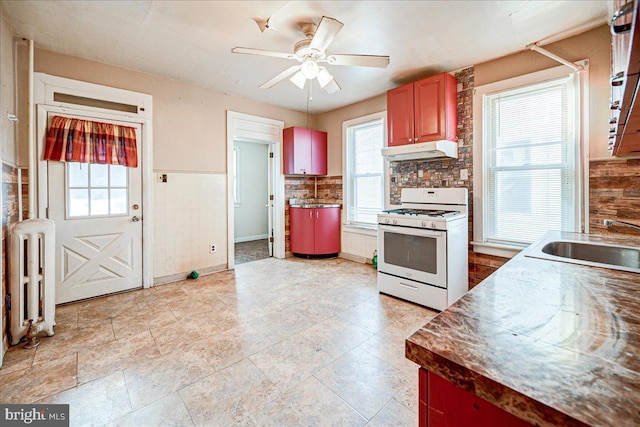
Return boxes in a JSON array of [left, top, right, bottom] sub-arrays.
[[310, 16, 344, 53], [232, 47, 296, 60], [260, 65, 301, 89], [327, 54, 390, 68], [323, 78, 341, 94]]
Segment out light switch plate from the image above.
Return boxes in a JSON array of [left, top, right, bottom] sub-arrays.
[[460, 169, 468, 180]]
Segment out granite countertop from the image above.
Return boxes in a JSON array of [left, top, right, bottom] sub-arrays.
[[289, 198, 341, 208], [405, 231, 640, 427]]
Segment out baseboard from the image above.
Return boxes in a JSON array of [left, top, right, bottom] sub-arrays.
[[153, 263, 228, 286], [339, 252, 372, 264], [234, 234, 268, 243], [1, 334, 8, 365]]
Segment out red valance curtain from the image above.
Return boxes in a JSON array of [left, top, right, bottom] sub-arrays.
[[44, 115, 138, 167]]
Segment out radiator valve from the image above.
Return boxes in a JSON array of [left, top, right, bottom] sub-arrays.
[[23, 319, 42, 349]]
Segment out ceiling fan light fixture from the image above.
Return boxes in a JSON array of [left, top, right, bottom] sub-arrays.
[[317, 67, 334, 88], [301, 59, 320, 79], [290, 71, 307, 89]]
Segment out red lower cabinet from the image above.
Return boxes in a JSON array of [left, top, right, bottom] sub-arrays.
[[419, 369, 532, 427], [290, 206, 340, 256]]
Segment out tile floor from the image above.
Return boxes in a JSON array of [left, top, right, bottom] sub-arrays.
[[234, 239, 270, 265], [0, 257, 438, 426]]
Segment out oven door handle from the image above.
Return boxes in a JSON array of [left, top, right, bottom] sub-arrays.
[[378, 224, 444, 237]]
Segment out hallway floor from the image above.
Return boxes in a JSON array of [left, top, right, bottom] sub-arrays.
[[0, 257, 437, 426], [234, 239, 270, 265]]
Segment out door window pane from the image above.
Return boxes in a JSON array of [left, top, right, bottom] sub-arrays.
[[90, 164, 109, 187], [68, 189, 89, 217], [110, 165, 127, 187], [110, 189, 127, 214], [68, 163, 88, 187], [66, 163, 129, 218], [90, 189, 109, 215]]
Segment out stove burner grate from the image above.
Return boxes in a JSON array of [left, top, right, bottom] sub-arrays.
[[383, 208, 459, 218]]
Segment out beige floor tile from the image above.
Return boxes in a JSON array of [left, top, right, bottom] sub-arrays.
[[301, 316, 375, 358], [107, 393, 194, 427], [77, 330, 161, 384], [314, 347, 409, 420], [112, 304, 177, 340], [338, 300, 407, 334], [39, 371, 132, 426], [365, 397, 416, 426], [124, 349, 214, 409], [394, 376, 419, 414], [247, 309, 316, 343], [0, 354, 77, 403], [179, 358, 280, 427], [249, 334, 334, 392], [197, 326, 274, 371], [151, 316, 215, 355], [33, 320, 116, 365], [77, 297, 139, 323], [249, 376, 366, 427], [0, 345, 36, 376], [167, 293, 228, 319], [359, 323, 420, 375]]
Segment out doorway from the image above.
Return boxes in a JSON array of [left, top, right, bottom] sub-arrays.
[[226, 111, 285, 270], [233, 139, 272, 264]]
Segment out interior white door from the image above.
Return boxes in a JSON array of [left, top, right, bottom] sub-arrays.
[[267, 143, 274, 257], [47, 112, 143, 304]]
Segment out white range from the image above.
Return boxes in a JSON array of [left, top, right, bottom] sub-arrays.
[[377, 188, 468, 311]]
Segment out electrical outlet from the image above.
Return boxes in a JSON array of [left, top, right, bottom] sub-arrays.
[[209, 244, 217, 253], [418, 169, 424, 178], [460, 169, 469, 180]]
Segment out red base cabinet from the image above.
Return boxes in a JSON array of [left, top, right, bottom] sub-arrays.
[[419, 369, 532, 427], [290, 207, 340, 256], [283, 127, 327, 175]]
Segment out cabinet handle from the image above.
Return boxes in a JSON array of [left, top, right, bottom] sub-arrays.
[[408, 138, 413, 142], [611, 71, 625, 87], [316, 211, 319, 219], [309, 211, 312, 219], [611, 2, 633, 35]]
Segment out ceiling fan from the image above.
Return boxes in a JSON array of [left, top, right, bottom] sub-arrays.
[[231, 16, 390, 94]]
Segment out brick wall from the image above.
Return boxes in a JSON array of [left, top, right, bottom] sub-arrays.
[[284, 175, 342, 253]]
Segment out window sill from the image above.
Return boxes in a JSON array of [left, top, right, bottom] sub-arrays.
[[471, 241, 525, 259], [343, 223, 378, 237]]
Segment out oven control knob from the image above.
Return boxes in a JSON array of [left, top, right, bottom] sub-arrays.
[[421, 221, 426, 227], [431, 221, 437, 229], [393, 219, 398, 225], [384, 218, 390, 224]]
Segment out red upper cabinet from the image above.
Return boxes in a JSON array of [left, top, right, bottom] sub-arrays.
[[283, 127, 327, 175], [388, 72, 458, 146], [387, 84, 415, 146]]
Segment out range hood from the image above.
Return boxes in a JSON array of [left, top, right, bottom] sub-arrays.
[[381, 140, 458, 161]]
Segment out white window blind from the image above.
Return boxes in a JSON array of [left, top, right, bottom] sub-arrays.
[[346, 118, 384, 225], [483, 75, 578, 245]]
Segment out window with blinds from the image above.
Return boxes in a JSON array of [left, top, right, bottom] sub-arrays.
[[346, 117, 385, 225], [483, 74, 578, 245]]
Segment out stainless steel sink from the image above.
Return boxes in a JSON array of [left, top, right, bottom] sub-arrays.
[[525, 233, 640, 274]]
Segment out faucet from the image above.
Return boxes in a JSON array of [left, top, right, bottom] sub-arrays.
[[603, 219, 640, 231]]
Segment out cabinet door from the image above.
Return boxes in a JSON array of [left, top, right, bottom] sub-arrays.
[[283, 127, 313, 175], [310, 130, 328, 175], [387, 84, 415, 146], [314, 207, 341, 254], [414, 75, 446, 143], [289, 207, 315, 254]]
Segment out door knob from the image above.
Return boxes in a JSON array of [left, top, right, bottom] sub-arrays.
[[132, 216, 141, 222]]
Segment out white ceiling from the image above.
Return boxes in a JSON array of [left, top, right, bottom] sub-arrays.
[[2, 1, 610, 114]]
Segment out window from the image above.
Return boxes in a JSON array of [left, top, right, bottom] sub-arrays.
[[344, 112, 386, 226], [474, 64, 585, 255], [67, 163, 128, 217]]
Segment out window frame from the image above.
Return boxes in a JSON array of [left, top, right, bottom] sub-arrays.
[[65, 162, 129, 219], [472, 62, 589, 258], [342, 111, 388, 233]]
